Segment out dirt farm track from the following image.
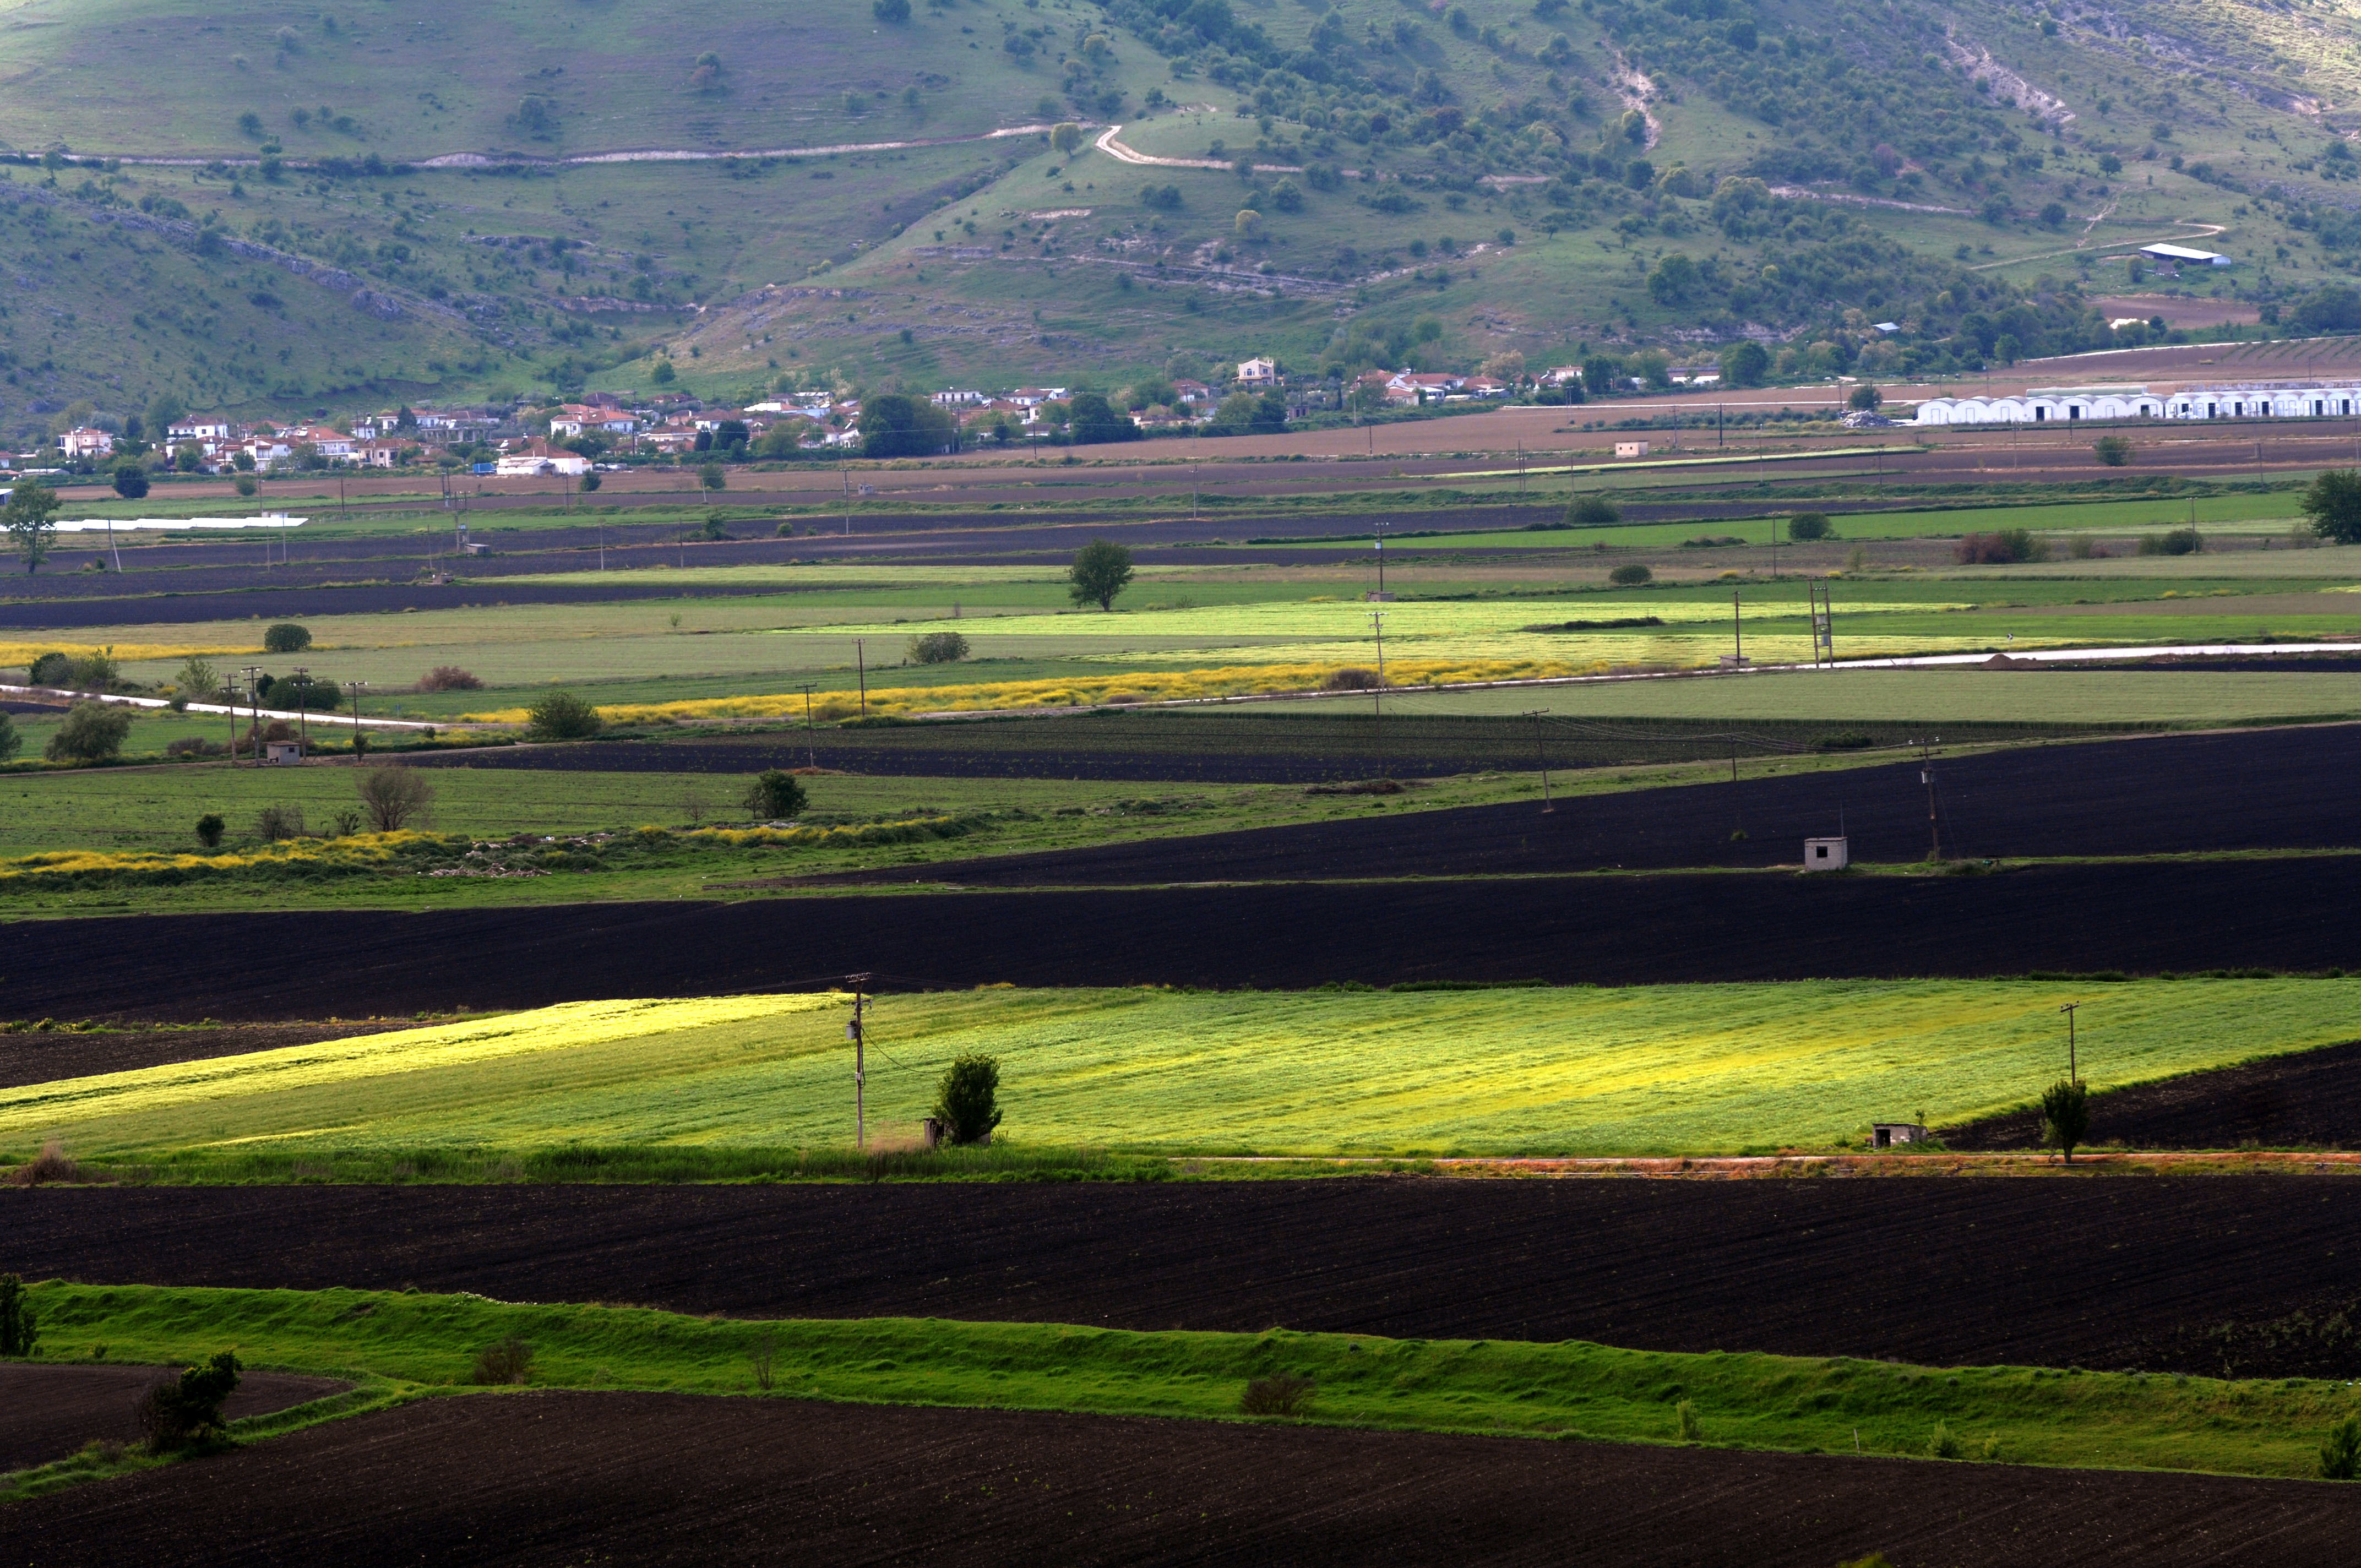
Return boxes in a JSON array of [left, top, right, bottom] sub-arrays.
[[12, 1391, 2359, 1568], [13, 1179, 2361, 1379]]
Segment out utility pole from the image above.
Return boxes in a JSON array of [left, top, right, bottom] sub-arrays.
[[846, 973, 872, 1149], [801, 682, 819, 768], [1915, 736, 1942, 861], [241, 664, 263, 765], [1732, 590, 1743, 666], [856, 639, 868, 718], [347, 680, 368, 758], [224, 673, 241, 763], [1372, 518, 1390, 600], [1524, 709, 1553, 812], [2060, 1001, 2080, 1084], [291, 665, 312, 754], [1370, 609, 1386, 779]]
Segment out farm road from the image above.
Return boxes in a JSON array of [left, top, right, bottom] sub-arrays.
[[11, 858, 2360, 1020], [804, 723, 2361, 883], [11, 1179, 2359, 1376], [10, 1392, 2354, 1568]]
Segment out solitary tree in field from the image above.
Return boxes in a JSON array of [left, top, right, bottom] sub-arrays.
[[357, 766, 435, 831], [2301, 468, 2361, 544], [742, 769, 808, 820], [1051, 122, 1084, 155], [112, 463, 151, 500], [2, 480, 61, 575], [2092, 435, 2134, 468], [2041, 1077, 2090, 1164], [526, 689, 603, 741], [932, 1052, 1004, 1145], [1068, 538, 1134, 611], [1566, 493, 1621, 526]]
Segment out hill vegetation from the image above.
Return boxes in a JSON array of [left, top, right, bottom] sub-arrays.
[[6, 0, 2361, 424]]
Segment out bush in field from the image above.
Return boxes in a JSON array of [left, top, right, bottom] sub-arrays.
[[254, 803, 307, 841], [2092, 435, 2134, 467], [0, 712, 17, 763], [26, 651, 69, 685], [1238, 1372, 1316, 1417], [0, 1271, 37, 1356], [417, 666, 483, 692], [471, 1337, 534, 1385], [1953, 530, 2048, 565], [137, 1351, 241, 1451], [45, 700, 133, 763], [1323, 666, 1381, 690], [34, 650, 119, 691], [742, 769, 809, 821], [933, 1052, 1004, 1145], [526, 690, 603, 741], [175, 656, 220, 702], [1608, 563, 1653, 586], [1787, 511, 1832, 541], [1926, 1420, 1963, 1459], [2042, 1077, 2090, 1163], [2137, 527, 2202, 557], [262, 622, 312, 654], [1566, 493, 1621, 526], [1674, 1398, 1701, 1441], [195, 813, 225, 848], [1067, 539, 1134, 612], [2321, 1415, 2361, 1479], [2300, 468, 2361, 545], [906, 630, 970, 665], [358, 766, 434, 831]]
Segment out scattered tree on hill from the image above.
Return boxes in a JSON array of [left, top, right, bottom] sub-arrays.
[[0, 1273, 36, 1356], [1787, 513, 1832, 541], [2041, 1077, 2090, 1163], [112, 463, 150, 500], [1067, 538, 1134, 611], [1846, 384, 1882, 412], [45, 701, 133, 763], [357, 766, 435, 831], [1718, 341, 1769, 389], [2321, 1415, 2361, 1480], [2, 480, 61, 575], [742, 769, 809, 821], [1051, 122, 1084, 155], [526, 690, 603, 741], [872, 0, 912, 21], [932, 1052, 1004, 1145], [1065, 391, 1140, 446], [2300, 468, 2361, 544], [858, 393, 956, 458], [138, 1351, 241, 1451], [263, 622, 313, 654], [175, 656, 220, 701]]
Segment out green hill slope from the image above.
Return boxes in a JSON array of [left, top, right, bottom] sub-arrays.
[[4, 0, 2360, 429]]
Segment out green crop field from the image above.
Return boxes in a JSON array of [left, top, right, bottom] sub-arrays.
[[9, 1283, 2357, 1491], [7, 981, 2353, 1162]]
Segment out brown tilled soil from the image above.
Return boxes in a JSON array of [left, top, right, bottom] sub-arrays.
[[8, 1392, 2357, 1567], [0, 1364, 348, 1472], [1949, 1039, 2361, 1153], [14, 1178, 2361, 1377], [0, 1022, 405, 1091]]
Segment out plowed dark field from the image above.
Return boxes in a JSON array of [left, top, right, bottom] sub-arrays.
[[14, 1178, 2361, 1376], [7, 1391, 2355, 1567], [13, 858, 2360, 1020], [0, 1022, 399, 1091], [0, 1365, 346, 1472], [1950, 1039, 2361, 1153], [804, 725, 2361, 884]]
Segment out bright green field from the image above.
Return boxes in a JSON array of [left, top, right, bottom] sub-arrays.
[[9, 1282, 2356, 1485], [8, 981, 2354, 1162]]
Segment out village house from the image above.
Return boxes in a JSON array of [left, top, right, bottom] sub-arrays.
[[1236, 356, 1280, 389], [1385, 371, 1464, 406], [1171, 379, 1213, 408], [167, 417, 232, 443], [59, 427, 116, 459], [494, 441, 591, 477]]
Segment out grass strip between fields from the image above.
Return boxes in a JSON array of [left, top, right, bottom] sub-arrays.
[[5, 1284, 2355, 1486]]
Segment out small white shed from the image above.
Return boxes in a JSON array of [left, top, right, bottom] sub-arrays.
[[1870, 1121, 1928, 1149], [1614, 440, 1651, 459], [1803, 836, 1849, 871], [264, 741, 303, 766]]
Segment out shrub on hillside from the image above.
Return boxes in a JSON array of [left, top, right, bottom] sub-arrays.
[[195, 813, 226, 848], [1566, 493, 1622, 526], [471, 1337, 535, 1385], [0, 1271, 37, 1355], [1787, 511, 1833, 541], [417, 666, 483, 692], [932, 1053, 1004, 1145], [1608, 563, 1653, 586], [906, 630, 970, 665], [44, 701, 133, 763], [1953, 529, 2048, 565], [262, 623, 312, 654], [137, 1351, 241, 1451], [526, 690, 603, 741], [2041, 1077, 2090, 1162], [1238, 1372, 1317, 1417], [2322, 1415, 2361, 1479]]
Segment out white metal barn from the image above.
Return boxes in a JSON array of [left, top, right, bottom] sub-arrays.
[[1912, 382, 2361, 426]]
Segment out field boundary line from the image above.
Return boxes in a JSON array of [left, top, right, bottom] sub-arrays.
[[1206, 1150, 2361, 1178]]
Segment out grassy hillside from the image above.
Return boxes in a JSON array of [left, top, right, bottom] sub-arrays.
[[7, 0, 2361, 421]]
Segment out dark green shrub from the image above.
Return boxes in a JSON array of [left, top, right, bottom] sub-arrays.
[[44, 701, 133, 763], [1238, 1372, 1316, 1417], [2041, 1077, 2090, 1162], [262, 623, 312, 654], [137, 1351, 241, 1451], [742, 770, 809, 820], [26, 651, 69, 685], [907, 630, 970, 664], [1608, 563, 1652, 586], [1954, 529, 2048, 564], [0, 1272, 37, 1356], [1566, 493, 1621, 525], [0, 712, 17, 762], [933, 1052, 1004, 1145], [2137, 527, 2202, 557], [195, 813, 225, 848], [2092, 435, 2134, 467], [1815, 731, 1875, 750], [254, 803, 306, 841], [2321, 1415, 2361, 1479], [526, 690, 603, 741], [1787, 511, 1832, 541], [471, 1337, 534, 1385], [269, 672, 340, 710]]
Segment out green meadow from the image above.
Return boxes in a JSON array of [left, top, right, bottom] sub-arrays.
[[7, 981, 2354, 1163], [8, 1283, 2357, 1487]]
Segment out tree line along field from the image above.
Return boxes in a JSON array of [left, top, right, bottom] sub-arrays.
[[6, 980, 2354, 1164]]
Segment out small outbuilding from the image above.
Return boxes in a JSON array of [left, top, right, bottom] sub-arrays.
[[1614, 440, 1651, 459], [1870, 1121, 1929, 1149], [1803, 836, 1849, 870], [264, 741, 303, 766]]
